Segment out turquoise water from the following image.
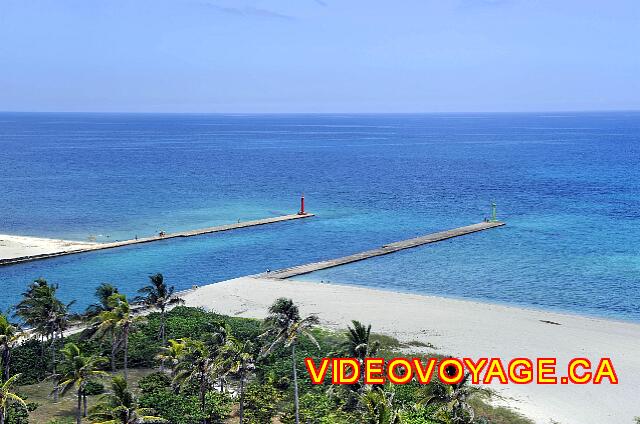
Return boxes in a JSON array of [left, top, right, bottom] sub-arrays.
[[1, 112, 639, 321]]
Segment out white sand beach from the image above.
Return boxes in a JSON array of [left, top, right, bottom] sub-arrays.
[[0, 234, 96, 260], [183, 276, 640, 424]]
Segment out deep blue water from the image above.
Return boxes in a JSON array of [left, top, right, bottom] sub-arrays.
[[1, 112, 639, 321]]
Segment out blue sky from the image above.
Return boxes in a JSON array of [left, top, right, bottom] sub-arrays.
[[0, 0, 638, 112]]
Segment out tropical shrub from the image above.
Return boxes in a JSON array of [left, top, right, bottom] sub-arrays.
[[83, 380, 105, 396], [242, 382, 282, 424], [203, 391, 232, 424], [5, 401, 36, 424], [138, 389, 205, 424], [138, 372, 172, 394], [9, 340, 50, 384], [280, 392, 352, 424]]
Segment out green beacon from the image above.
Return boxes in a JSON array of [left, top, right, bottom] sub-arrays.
[[490, 202, 498, 222]]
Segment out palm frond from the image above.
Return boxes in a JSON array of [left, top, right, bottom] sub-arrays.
[[6, 393, 28, 410]]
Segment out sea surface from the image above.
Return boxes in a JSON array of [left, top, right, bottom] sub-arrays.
[[0, 112, 639, 321]]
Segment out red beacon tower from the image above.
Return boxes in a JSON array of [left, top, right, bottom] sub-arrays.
[[298, 194, 306, 215]]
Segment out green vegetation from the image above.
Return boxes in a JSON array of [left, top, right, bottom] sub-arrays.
[[261, 297, 319, 424], [135, 274, 184, 350], [14, 279, 73, 402], [0, 315, 19, 382], [0, 275, 543, 424], [57, 343, 108, 424], [86, 294, 143, 382], [88, 376, 162, 424], [0, 375, 27, 424]]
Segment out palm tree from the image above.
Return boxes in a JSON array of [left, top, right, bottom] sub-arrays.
[[136, 274, 184, 347], [0, 374, 27, 424], [203, 321, 231, 391], [343, 320, 380, 363], [341, 320, 380, 391], [218, 337, 254, 424], [0, 314, 19, 382], [14, 278, 49, 308], [86, 315, 118, 373], [58, 343, 108, 424], [261, 298, 319, 424], [14, 279, 72, 401], [89, 376, 163, 424], [83, 284, 120, 371], [173, 339, 217, 421], [48, 300, 73, 402], [417, 372, 484, 424], [359, 387, 401, 424], [13, 278, 54, 331], [155, 339, 186, 378], [85, 284, 119, 318], [89, 294, 142, 381], [204, 320, 230, 356]]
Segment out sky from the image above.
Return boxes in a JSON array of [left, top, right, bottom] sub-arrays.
[[0, 0, 638, 113]]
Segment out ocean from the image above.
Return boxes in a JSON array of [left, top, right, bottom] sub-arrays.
[[1, 112, 639, 321]]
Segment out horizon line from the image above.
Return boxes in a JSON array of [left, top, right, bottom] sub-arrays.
[[1, 108, 639, 115]]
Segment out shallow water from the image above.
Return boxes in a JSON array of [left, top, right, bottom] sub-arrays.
[[1, 112, 638, 320]]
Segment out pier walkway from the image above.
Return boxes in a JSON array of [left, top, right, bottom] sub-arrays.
[[262, 221, 505, 279], [0, 213, 314, 266]]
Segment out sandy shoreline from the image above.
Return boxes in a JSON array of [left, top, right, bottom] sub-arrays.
[[0, 234, 96, 260], [183, 276, 640, 424]]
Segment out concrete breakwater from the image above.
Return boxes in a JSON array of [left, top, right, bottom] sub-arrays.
[[261, 221, 505, 279], [0, 213, 315, 266]]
